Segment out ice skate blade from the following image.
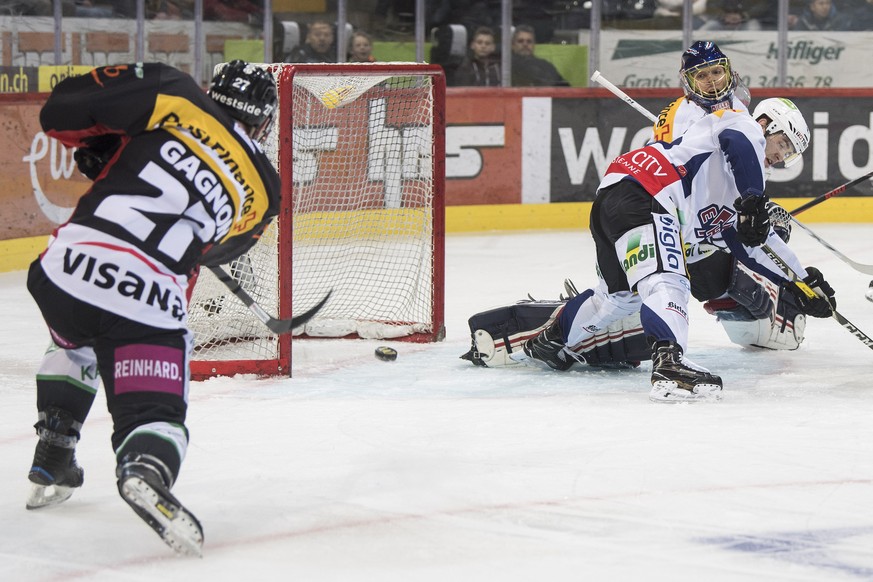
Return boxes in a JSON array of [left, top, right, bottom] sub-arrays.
[[119, 475, 204, 557], [26, 482, 76, 510], [649, 380, 723, 403]]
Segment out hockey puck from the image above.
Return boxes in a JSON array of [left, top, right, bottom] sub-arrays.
[[375, 346, 398, 361]]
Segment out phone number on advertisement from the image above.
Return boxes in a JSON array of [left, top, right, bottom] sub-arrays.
[[741, 75, 834, 88]]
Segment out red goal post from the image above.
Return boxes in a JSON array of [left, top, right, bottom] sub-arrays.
[[188, 63, 446, 379]]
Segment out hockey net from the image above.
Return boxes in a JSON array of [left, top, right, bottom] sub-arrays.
[[188, 63, 446, 379]]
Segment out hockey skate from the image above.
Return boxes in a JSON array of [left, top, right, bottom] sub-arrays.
[[26, 407, 84, 510], [511, 320, 577, 371], [117, 453, 204, 557], [649, 341, 723, 403]]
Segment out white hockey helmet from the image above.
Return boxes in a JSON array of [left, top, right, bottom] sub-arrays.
[[752, 98, 810, 168]]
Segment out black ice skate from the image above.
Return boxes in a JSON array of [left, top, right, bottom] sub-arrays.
[[27, 407, 84, 510], [117, 453, 204, 557], [512, 320, 577, 371], [649, 341, 723, 403]]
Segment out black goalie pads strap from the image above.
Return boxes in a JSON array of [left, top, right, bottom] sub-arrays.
[[460, 299, 651, 368]]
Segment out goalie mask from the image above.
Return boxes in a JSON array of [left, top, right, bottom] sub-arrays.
[[209, 60, 277, 141], [679, 41, 739, 112], [752, 97, 810, 168]]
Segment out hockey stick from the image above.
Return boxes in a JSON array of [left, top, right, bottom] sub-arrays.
[[208, 265, 331, 334], [788, 169, 873, 215], [787, 217, 873, 275], [591, 70, 658, 123], [760, 244, 873, 351]]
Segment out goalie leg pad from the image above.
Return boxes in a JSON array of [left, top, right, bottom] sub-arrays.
[[566, 311, 651, 368], [716, 292, 805, 350], [461, 291, 651, 369], [726, 260, 777, 321], [460, 301, 563, 367]]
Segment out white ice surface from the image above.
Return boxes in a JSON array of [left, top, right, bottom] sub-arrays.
[[2, 225, 873, 581]]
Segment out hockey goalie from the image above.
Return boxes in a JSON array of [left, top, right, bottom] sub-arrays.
[[461, 203, 806, 370]]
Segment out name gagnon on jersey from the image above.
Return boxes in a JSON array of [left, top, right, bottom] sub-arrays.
[[157, 111, 260, 221], [161, 140, 234, 241]]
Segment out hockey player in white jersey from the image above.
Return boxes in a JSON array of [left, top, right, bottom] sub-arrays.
[[514, 98, 837, 402], [652, 42, 808, 351]]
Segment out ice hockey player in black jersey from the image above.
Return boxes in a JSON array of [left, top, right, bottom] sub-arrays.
[[25, 61, 280, 556]]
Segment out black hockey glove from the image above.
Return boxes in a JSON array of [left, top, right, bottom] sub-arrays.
[[783, 267, 836, 318], [74, 134, 121, 180], [733, 195, 770, 247]]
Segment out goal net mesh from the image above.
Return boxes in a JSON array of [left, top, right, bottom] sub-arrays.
[[189, 63, 443, 378]]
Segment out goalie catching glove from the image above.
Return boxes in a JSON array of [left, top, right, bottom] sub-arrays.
[[734, 194, 770, 246], [74, 134, 122, 180], [782, 267, 836, 318]]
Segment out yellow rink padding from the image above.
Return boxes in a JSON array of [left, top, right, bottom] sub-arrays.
[[0, 235, 47, 273], [1, 198, 872, 272], [445, 197, 873, 233], [293, 207, 432, 241]]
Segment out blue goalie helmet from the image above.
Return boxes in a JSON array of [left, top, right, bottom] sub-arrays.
[[679, 41, 739, 111]]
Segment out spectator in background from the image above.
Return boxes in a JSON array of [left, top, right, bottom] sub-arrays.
[[286, 20, 337, 64], [453, 26, 501, 87], [652, 0, 709, 27], [74, 1, 115, 17], [204, 0, 262, 24], [147, 0, 192, 19], [510, 25, 568, 87], [850, 0, 873, 30], [792, 0, 853, 29], [348, 31, 376, 63], [700, 0, 763, 30], [0, 0, 64, 15]]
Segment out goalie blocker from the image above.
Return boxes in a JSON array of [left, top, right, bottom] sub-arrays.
[[460, 289, 651, 369]]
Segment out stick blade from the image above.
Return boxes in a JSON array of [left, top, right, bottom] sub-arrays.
[[266, 289, 332, 334]]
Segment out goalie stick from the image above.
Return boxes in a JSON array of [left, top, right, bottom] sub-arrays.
[[591, 70, 658, 123], [208, 265, 331, 334], [760, 245, 873, 351]]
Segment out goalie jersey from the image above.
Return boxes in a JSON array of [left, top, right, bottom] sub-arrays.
[[37, 63, 280, 329], [651, 94, 748, 144]]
